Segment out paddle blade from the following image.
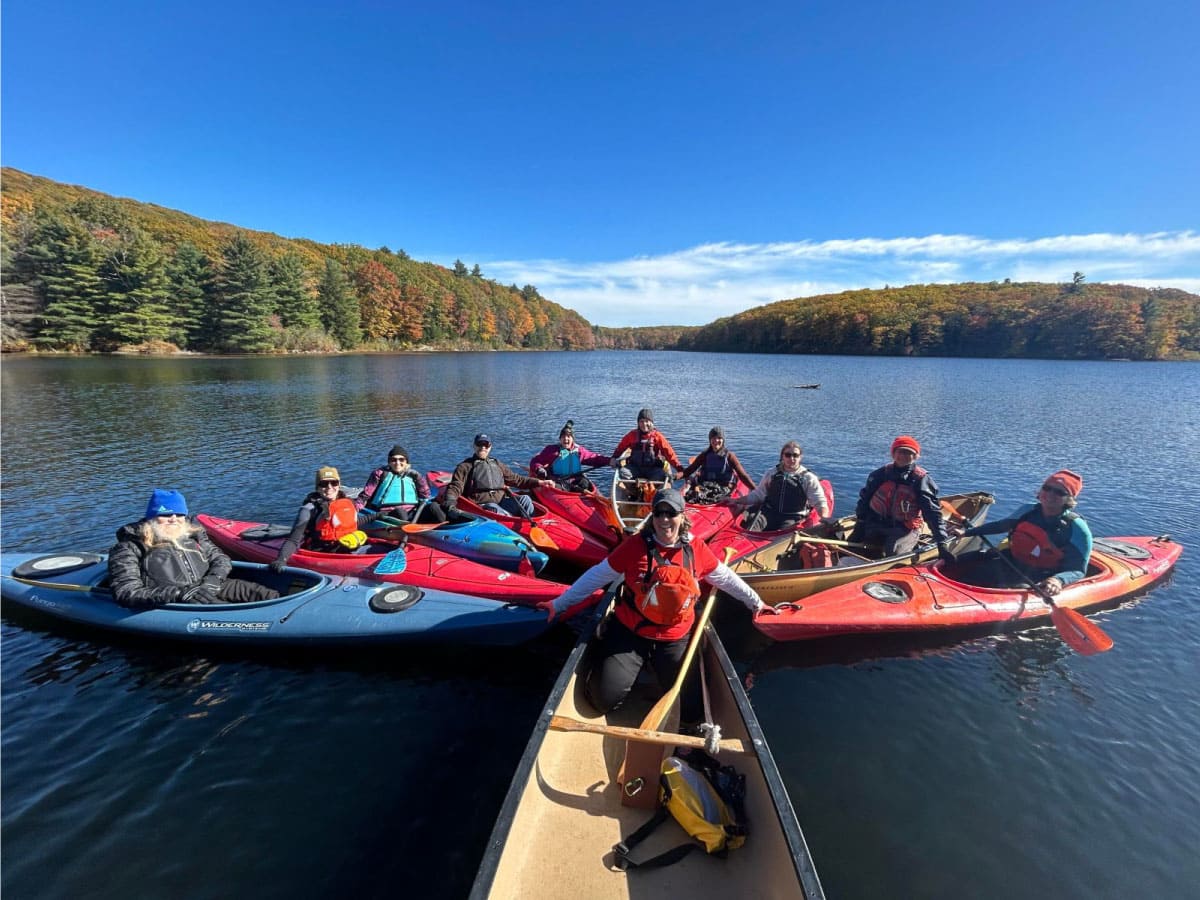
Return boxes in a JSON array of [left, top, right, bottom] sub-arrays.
[[1050, 605, 1114, 656], [528, 525, 559, 551], [374, 548, 407, 575], [401, 522, 443, 533]]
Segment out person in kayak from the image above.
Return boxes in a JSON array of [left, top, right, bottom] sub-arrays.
[[355, 444, 446, 524], [681, 426, 756, 503], [727, 440, 830, 531], [270, 466, 368, 572], [529, 419, 611, 491], [544, 487, 778, 725], [849, 435, 953, 560], [444, 433, 554, 518], [109, 489, 279, 607], [955, 469, 1092, 596], [611, 408, 684, 483]]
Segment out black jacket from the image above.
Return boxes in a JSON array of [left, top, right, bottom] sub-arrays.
[[108, 519, 232, 608]]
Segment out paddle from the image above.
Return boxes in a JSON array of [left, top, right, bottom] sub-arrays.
[[503, 488, 559, 551], [374, 547, 408, 575], [618, 547, 735, 808], [548, 715, 750, 754], [977, 536, 1112, 655], [790, 534, 875, 550]]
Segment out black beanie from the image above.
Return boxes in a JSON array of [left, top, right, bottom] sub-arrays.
[[389, 445, 408, 460]]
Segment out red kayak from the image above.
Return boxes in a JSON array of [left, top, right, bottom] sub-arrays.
[[532, 481, 625, 550], [198, 514, 569, 606], [706, 480, 835, 559], [753, 535, 1182, 642], [426, 471, 611, 566]]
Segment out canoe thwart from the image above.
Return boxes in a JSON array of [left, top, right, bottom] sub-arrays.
[[548, 715, 751, 755]]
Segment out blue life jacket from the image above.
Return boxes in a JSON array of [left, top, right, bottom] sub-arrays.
[[550, 448, 583, 477], [371, 470, 420, 508]]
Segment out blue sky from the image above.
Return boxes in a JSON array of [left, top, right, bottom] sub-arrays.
[[3, 0, 1198, 326]]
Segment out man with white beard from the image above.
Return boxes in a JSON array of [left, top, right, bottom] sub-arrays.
[[108, 489, 278, 608]]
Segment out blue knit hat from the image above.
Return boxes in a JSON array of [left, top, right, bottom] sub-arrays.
[[146, 489, 188, 519]]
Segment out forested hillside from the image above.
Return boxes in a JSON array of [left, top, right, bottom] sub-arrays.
[[676, 281, 1200, 360], [0, 168, 596, 353]]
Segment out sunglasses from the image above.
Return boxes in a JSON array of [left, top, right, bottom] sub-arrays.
[[389, 456, 407, 462], [653, 508, 681, 519], [475, 442, 491, 448], [156, 513, 186, 520], [1041, 485, 1069, 497], [783, 451, 801, 458], [319, 480, 340, 487]]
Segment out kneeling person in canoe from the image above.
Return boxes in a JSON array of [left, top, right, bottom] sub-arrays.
[[109, 489, 279, 607], [545, 488, 777, 727], [271, 467, 369, 572], [611, 408, 683, 483], [956, 469, 1093, 596]]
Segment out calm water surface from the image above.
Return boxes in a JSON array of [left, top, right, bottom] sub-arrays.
[[2, 352, 1198, 899]]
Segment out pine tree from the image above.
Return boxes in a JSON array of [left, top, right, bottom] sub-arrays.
[[23, 212, 104, 350], [271, 251, 320, 330], [318, 257, 360, 348], [100, 229, 176, 347], [166, 242, 215, 349], [212, 233, 275, 352]]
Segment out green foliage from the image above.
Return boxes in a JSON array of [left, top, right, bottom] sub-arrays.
[[211, 233, 276, 352], [318, 258, 361, 348], [99, 228, 175, 349], [677, 282, 1200, 360], [2, 168, 593, 354], [271, 251, 319, 330]]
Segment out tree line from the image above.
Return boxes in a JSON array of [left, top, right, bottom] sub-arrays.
[[0, 168, 596, 353], [675, 281, 1200, 360]]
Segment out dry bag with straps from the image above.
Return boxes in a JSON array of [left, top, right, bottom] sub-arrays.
[[613, 748, 748, 870]]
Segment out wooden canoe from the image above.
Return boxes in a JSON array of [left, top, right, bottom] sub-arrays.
[[471, 608, 825, 899], [728, 491, 994, 607], [609, 469, 670, 534]]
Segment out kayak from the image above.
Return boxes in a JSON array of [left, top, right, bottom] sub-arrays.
[[197, 514, 569, 605], [704, 480, 836, 560], [532, 481, 625, 550], [387, 509, 550, 575], [728, 491, 995, 608], [471, 605, 824, 899], [426, 471, 610, 566], [0, 552, 551, 647], [753, 535, 1182, 642]]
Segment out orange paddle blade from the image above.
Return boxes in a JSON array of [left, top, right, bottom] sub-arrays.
[[528, 525, 559, 551], [1050, 605, 1114, 656]]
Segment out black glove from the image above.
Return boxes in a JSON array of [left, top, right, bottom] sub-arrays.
[[181, 584, 220, 604], [937, 543, 956, 562], [202, 576, 223, 592], [268, 558, 288, 574]]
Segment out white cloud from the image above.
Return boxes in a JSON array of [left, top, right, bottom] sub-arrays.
[[482, 231, 1200, 327]]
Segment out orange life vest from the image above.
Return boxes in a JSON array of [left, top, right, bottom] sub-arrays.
[[868, 466, 926, 530], [628, 534, 701, 628], [314, 497, 360, 542], [1010, 511, 1077, 570]]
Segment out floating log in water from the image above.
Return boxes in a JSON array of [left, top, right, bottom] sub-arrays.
[[792, 383, 821, 389]]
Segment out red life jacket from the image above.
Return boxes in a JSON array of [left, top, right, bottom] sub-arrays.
[[868, 466, 926, 530], [626, 533, 701, 629], [1010, 511, 1077, 570], [314, 497, 360, 542]]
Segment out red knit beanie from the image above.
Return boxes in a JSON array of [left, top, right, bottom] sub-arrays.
[[1045, 469, 1083, 497], [891, 435, 921, 455]]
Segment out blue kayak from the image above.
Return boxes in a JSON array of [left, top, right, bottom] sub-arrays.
[[371, 512, 551, 575], [0, 552, 551, 647]]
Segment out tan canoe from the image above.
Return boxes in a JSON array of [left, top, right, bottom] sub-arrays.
[[470, 608, 824, 899], [729, 491, 995, 607]]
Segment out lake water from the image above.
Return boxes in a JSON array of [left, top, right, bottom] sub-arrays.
[[2, 351, 1198, 899]]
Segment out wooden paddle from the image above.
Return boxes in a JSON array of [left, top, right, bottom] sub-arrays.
[[549, 715, 750, 754], [977, 536, 1112, 655], [617, 547, 735, 808], [790, 534, 875, 550]]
